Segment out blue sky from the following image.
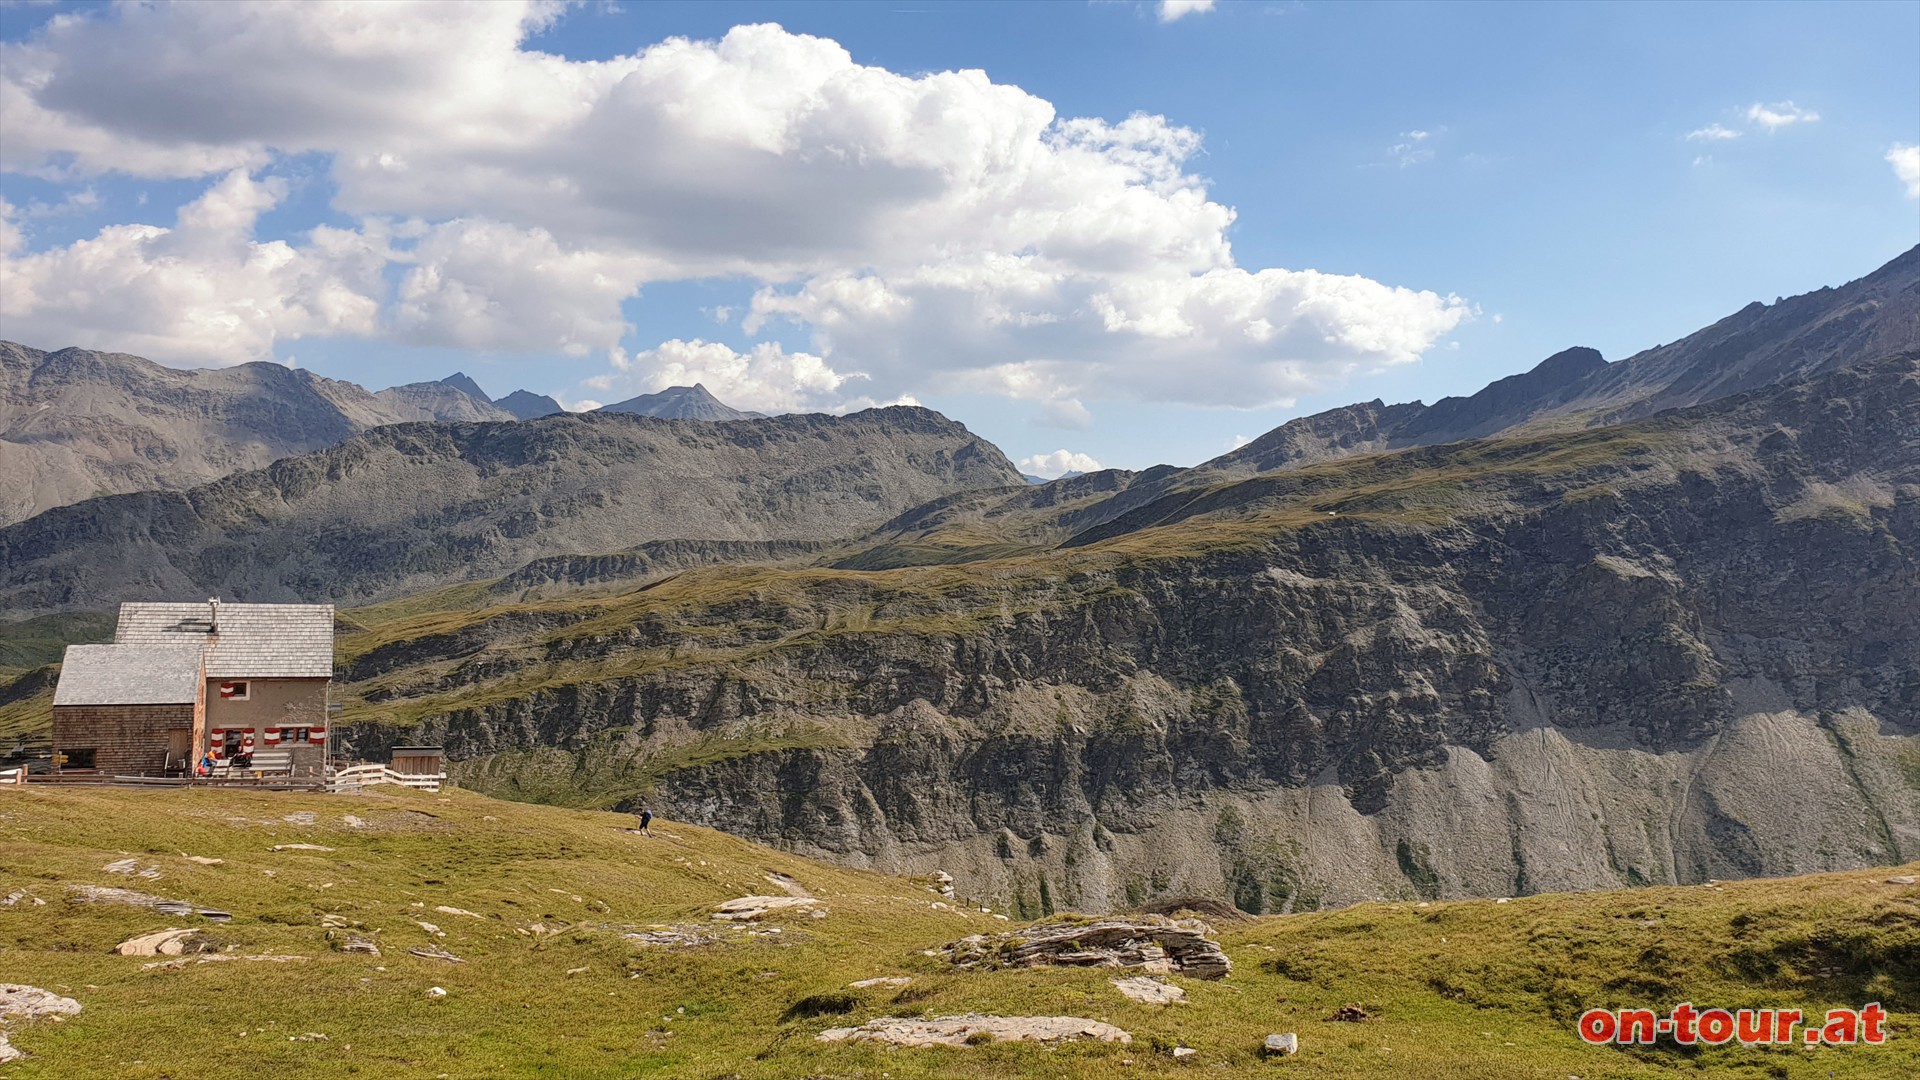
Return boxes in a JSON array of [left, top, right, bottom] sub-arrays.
[[2, 0, 1916, 475]]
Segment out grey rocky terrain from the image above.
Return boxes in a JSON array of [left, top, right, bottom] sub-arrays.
[[0, 407, 1024, 613], [342, 351, 1919, 915]]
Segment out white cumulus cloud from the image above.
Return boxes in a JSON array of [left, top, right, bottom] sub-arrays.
[[0, 169, 387, 364], [1745, 101, 1819, 132], [586, 338, 886, 415], [1159, 0, 1216, 22], [1685, 123, 1741, 142], [1019, 449, 1103, 478], [0, 4, 1468, 412], [1889, 144, 1920, 200]]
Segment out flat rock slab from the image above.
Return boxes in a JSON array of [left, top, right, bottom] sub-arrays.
[[66, 884, 229, 921], [819, 1014, 1131, 1047], [270, 844, 334, 852], [142, 954, 307, 971], [69, 884, 175, 908], [940, 915, 1231, 979], [0, 985, 82, 1023], [1112, 976, 1186, 1004], [848, 977, 911, 990], [103, 858, 162, 879], [409, 945, 466, 963], [712, 895, 825, 921], [623, 924, 726, 948], [329, 931, 381, 956], [114, 928, 213, 957]]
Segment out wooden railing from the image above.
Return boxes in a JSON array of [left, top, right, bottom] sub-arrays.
[[0, 763, 442, 792], [328, 763, 446, 793]]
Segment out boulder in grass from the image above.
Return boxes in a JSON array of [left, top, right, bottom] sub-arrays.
[[0, 985, 82, 1023], [114, 928, 213, 957], [1112, 976, 1186, 1004], [711, 895, 824, 922], [939, 915, 1231, 979], [1264, 1032, 1298, 1056], [818, 1014, 1130, 1047]]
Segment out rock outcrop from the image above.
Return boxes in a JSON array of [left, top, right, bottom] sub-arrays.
[[1112, 976, 1186, 1004], [711, 896, 825, 921], [818, 1014, 1131, 1047], [113, 929, 213, 957], [939, 915, 1231, 979]]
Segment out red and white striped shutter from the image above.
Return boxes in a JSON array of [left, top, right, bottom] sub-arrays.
[[264, 727, 282, 745], [309, 728, 327, 745]]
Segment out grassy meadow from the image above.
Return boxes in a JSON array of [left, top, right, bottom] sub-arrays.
[[0, 784, 1914, 1079]]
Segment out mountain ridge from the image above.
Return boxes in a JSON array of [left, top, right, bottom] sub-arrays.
[[0, 342, 766, 524], [0, 405, 1025, 614]]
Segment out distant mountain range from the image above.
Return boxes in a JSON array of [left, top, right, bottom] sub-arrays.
[[0, 349, 757, 524], [598, 383, 764, 420], [0, 406, 1022, 613]]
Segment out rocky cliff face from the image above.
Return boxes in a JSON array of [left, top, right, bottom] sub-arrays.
[[338, 354, 1920, 915], [0, 406, 1024, 615]]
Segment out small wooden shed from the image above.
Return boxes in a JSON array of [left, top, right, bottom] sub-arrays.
[[390, 746, 446, 779]]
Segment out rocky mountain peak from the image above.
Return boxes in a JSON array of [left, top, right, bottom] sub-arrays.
[[436, 372, 492, 403], [598, 383, 763, 421]]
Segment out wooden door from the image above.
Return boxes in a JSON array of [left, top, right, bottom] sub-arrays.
[[166, 729, 192, 772]]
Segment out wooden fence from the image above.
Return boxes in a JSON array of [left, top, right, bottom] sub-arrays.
[[327, 763, 446, 793], [0, 764, 443, 793]]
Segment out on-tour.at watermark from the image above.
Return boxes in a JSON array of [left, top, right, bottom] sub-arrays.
[[1578, 1003, 1889, 1046]]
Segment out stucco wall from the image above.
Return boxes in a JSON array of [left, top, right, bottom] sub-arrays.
[[205, 677, 327, 733]]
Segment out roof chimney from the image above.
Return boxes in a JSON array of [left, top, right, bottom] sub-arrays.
[[207, 597, 221, 634]]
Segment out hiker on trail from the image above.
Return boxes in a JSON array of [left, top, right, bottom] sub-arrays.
[[636, 807, 654, 836]]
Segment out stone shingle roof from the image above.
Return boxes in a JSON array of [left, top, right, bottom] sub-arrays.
[[115, 602, 335, 679], [53, 644, 205, 706]]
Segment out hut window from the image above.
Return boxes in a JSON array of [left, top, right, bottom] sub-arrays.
[[61, 748, 97, 769], [218, 680, 250, 700]]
